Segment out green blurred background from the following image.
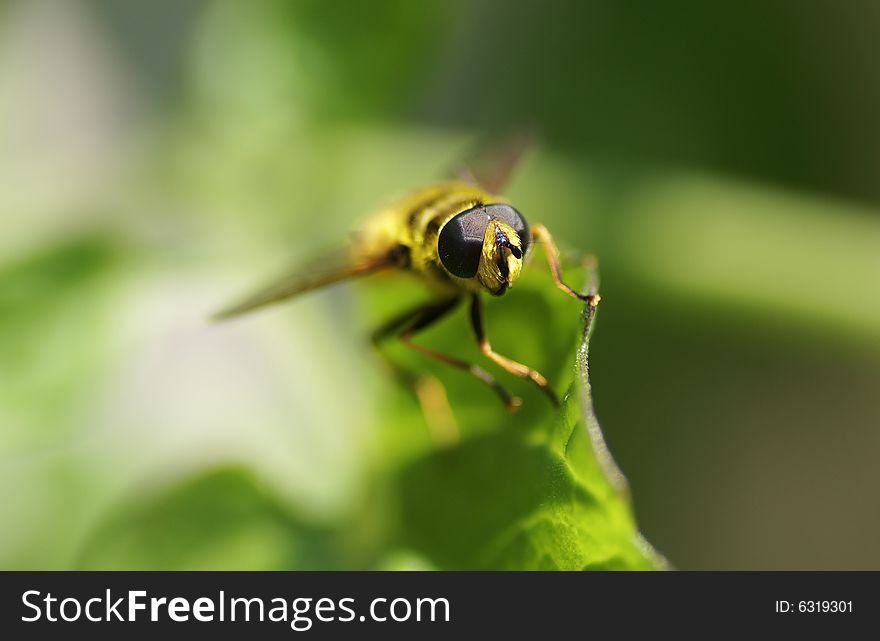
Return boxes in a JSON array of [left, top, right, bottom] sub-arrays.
[[2, 0, 879, 569]]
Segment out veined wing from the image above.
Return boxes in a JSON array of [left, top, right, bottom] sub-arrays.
[[452, 130, 535, 195], [213, 247, 394, 320]]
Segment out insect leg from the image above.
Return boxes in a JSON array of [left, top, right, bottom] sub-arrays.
[[371, 303, 428, 380], [372, 298, 474, 384], [370, 302, 460, 444], [531, 224, 600, 307], [393, 298, 522, 412], [469, 295, 560, 407]]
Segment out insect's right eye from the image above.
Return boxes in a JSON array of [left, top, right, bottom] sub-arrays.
[[437, 209, 489, 278]]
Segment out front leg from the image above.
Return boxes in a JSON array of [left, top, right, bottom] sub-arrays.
[[469, 295, 559, 407], [531, 224, 600, 307]]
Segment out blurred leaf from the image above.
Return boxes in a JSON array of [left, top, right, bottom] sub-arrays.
[[366, 265, 664, 570], [77, 466, 342, 570], [610, 174, 880, 344], [190, 0, 453, 127], [0, 236, 121, 452], [281, 0, 453, 118]]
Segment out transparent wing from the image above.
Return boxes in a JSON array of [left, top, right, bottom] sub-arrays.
[[213, 247, 394, 320], [451, 129, 536, 194]]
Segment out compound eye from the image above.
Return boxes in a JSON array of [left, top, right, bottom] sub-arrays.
[[437, 208, 489, 278]]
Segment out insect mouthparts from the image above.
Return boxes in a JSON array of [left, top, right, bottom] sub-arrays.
[[494, 226, 522, 259]]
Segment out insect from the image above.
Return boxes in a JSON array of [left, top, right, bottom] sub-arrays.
[[215, 135, 598, 415]]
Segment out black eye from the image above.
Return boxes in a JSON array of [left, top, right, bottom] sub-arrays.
[[437, 208, 489, 278], [485, 204, 530, 255]]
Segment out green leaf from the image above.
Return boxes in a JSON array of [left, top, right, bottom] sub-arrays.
[[76, 467, 343, 570], [0, 236, 122, 454], [366, 265, 666, 570]]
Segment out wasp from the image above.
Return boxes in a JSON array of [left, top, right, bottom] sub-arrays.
[[216, 136, 598, 417]]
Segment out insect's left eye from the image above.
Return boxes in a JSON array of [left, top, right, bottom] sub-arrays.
[[438, 209, 489, 278]]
